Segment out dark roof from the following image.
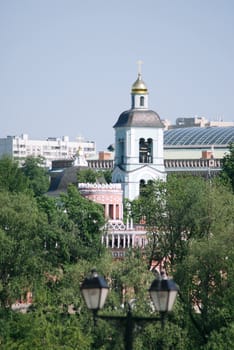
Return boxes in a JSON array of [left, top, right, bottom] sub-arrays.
[[47, 166, 87, 196], [164, 127, 234, 146], [113, 109, 164, 128]]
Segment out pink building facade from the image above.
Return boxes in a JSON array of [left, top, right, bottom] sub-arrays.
[[78, 183, 124, 220], [78, 183, 147, 258]]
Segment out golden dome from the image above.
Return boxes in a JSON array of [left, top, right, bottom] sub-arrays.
[[131, 74, 148, 94]]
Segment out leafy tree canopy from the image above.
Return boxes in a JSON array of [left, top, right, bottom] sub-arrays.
[[59, 185, 106, 260], [128, 175, 234, 348], [21, 156, 50, 196], [0, 156, 29, 193], [77, 168, 112, 184], [0, 166, 233, 349], [77, 168, 97, 183], [221, 142, 234, 192]]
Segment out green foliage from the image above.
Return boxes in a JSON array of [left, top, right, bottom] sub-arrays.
[[60, 185, 106, 260], [0, 167, 233, 349], [0, 156, 29, 193], [0, 188, 105, 308], [77, 168, 113, 184], [0, 155, 50, 196], [220, 142, 234, 192], [21, 157, 50, 196], [128, 175, 234, 348], [134, 321, 189, 350], [99, 169, 113, 184], [176, 232, 234, 345], [204, 323, 234, 350], [0, 309, 92, 349], [0, 191, 44, 307], [77, 168, 97, 183], [0, 183, 111, 347]]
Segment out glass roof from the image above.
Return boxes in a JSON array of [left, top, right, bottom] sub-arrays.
[[164, 127, 234, 146]]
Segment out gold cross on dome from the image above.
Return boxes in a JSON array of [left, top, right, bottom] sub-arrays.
[[137, 60, 143, 75]]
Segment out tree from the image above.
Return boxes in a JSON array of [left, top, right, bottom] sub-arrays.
[[204, 323, 234, 350], [0, 168, 233, 349], [0, 188, 107, 347], [130, 175, 221, 268], [98, 169, 113, 184], [77, 168, 113, 184], [176, 214, 234, 348], [0, 307, 92, 349], [21, 157, 50, 196], [128, 175, 234, 349], [0, 156, 28, 193], [78, 250, 189, 350], [59, 185, 106, 260], [221, 142, 234, 192], [0, 191, 45, 307], [0, 189, 91, 308], [77, 168, 97, 183]]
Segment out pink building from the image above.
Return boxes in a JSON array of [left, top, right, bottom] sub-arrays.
[[78, 182, 147, 258], [78, 183, 123, 220]]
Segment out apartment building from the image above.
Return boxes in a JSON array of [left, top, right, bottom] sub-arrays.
[[0, 134, 96, 168]]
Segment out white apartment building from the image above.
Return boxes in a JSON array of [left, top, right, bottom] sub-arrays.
[[0, 134, 96, 168], [163, 116, 234, 130]]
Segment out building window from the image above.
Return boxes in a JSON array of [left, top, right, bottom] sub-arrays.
[[140, 96, 144, 107], [118, 138, 124, 165], [139, 138, 153, 163], [109, 204, 114, 219], [140, 179, 146, 196]]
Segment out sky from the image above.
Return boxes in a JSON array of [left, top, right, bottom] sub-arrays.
[[0, 0, 234, 151]]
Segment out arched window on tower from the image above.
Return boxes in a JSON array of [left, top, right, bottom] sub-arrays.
[[147, 179, 154, 186], [117, 138, 125, 165], [139, 138, 153, 163], [140, 96, 144, 107], [140, 179, 146, 196], [147, 138, 153, 162]]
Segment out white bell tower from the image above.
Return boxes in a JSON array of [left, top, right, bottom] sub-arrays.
[[112, 62, 166, 201]]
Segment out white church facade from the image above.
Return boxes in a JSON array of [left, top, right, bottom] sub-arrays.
[[112, 67, 166, 200]]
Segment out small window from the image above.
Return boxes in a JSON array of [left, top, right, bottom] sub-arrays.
[[140, 96, 144, 106], [140, 179, 146, 195], [139, 138, 153, 163]]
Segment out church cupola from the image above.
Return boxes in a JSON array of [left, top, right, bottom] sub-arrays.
[[131, 61, 149, 109]]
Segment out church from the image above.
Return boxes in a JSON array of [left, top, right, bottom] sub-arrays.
[[48, 66, 233, 258], [79, 66, 166, 257], [112, 66, 166, 200]]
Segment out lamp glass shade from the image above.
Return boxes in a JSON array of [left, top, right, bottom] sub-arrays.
[[81, 271, 109, 310], [82, 287, 109, 310], [149, 278, 179, 312]]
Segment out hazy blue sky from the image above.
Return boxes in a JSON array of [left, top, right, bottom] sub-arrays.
[[0, 0, 234, 151]]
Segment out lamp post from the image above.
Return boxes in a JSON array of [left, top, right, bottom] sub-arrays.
[[81, 270, 179, 350]]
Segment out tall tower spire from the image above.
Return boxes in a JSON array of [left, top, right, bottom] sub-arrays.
[[131, 59, 148, 109]]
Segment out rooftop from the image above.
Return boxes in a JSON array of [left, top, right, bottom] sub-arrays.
[[164, 126, 234, 146]]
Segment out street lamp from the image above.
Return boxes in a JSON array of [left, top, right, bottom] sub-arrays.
[[81, 269, 179, 350], [149, 271, 179, 312], [81, 269, 109, 312]]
